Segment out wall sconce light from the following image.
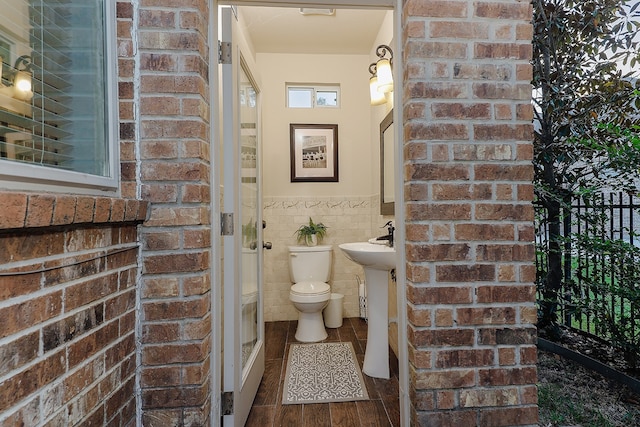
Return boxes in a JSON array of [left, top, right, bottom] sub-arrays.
[[12, 55, 33, 101], [369, 45, 393, 106], [0, 55, 33, 101]]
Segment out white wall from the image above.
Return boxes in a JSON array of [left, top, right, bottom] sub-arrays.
[[258, 53, 374, 198]]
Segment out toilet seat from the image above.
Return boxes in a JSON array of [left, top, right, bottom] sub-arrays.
[[290, 281, 330, 304], [290, 281, 330, 295]]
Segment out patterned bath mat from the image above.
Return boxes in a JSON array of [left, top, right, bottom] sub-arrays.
[[282, 342, 369, 404]]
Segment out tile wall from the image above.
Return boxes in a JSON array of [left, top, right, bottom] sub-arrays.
[[262, 195, 384, 322]]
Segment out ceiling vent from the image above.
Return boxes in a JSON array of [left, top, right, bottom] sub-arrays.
[[299, 8, 335, 16]]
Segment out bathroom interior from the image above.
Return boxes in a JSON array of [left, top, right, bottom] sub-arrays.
[[231, 4, 400, 378]]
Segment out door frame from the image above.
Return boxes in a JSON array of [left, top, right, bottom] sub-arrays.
[[210, 0, 408, 424]]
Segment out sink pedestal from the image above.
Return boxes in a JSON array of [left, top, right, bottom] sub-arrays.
[[362, 268, 390, 379], [337, 242, 395, 380]]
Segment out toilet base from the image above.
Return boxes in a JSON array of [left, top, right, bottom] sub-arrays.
[[295, 311, 328, 342]]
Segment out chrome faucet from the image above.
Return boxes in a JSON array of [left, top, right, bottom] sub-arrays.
[[376, 220, 395, 247]]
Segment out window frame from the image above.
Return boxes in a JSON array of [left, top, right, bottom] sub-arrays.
[[286, 84, 340, 109], [0, 0, 120, 195]]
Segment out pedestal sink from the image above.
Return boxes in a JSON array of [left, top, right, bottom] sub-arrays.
[[338, 242, 396, 379]]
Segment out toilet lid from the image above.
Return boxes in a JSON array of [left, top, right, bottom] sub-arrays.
[[290, 281, 330, 295]]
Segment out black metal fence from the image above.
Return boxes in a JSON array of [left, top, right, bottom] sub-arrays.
[[535, 192, 640, 366]]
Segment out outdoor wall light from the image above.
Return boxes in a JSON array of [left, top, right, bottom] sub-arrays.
[[12, 55, 33, 101], [369, 45, 393, 106], [0, 55, 33, 101]]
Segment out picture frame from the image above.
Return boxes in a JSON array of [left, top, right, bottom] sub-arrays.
[[290, 124, 338, 182]]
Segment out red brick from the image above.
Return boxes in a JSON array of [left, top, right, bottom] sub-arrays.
[[141, 183, 179, 202], [407, 121, 468, 141], [143, 231, 180, 250], [435, 309, 453, 327], [143, 251, 209, 274], [453, 143, 513, 161], [0, 268, 41, 301], [141, 366, 181, 387], [477, 285, 536, 303], [68, 321, 119, 368], [0, 349, 65, 411], [0, 332, 39, 376], [408, 306, 432, 327], [408, 347, 432, 369], [475, 2, 533, 20], [142, 277, 180, 298], [406, 264, 431, 282], [455, 223, 514, 241], [25, 194, 55, 227], [415, 369, 476, 389], [412, 81, 469, 99], [406, 203, 471, 221], [141, 162, 207, 181], [142, 341, 209, 365], [478, 366, 538, 386], [413, 328, 475, 347], [435, 264, 495, 282], [475, 164, 533, 181], [436, 349, 494, 368], [478, 406, 539, 426], [477, 244, 535, 261], [475, 42, 531, 60], [139, 9, 175, 28], [431, 21, 489, 38], [432, 183, 492, 200], [475, 203, 534, 221], [0, 193, 27, 228], [431, 102, 491, 119], [478, 327, 536, 346], [416, 410, 477, 426], [456, 307, 516, 325], [65, 273, 119, 311], [406, 163, 470, 181], [454, 63, 512, 80], [407, 285, 473, 304], [498, 347, 517, 366], [406, 0, 468, 18], [407, 243, 470, 262], [143, 297, 209, 321], [436, 390, 456, 409], [142, 323, 180, 343], [0, 291, 62, 339]]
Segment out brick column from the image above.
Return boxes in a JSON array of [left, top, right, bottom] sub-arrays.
[[134, 0, 213, 424], [403, 1, 538, 425]]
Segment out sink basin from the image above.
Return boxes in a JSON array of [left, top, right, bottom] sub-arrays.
[[338, 242, 396, 271], [338, 241, 396, 379]]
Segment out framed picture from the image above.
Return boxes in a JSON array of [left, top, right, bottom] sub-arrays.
[[290, 124, 338, 182]]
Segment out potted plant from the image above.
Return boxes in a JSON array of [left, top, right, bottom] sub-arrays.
[[295, 217, 328, 246]]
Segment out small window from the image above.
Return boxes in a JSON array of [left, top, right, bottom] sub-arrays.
[[286, 84, 340, 108]]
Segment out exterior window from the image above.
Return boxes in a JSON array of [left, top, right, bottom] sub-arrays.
[[287, 84, 340, 108], [0, 0, 117, 189]]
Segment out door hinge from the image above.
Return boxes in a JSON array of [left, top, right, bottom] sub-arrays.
[[219, 41, 231, 64], [221, 213, 234, 236], [221, 391, 234, 415]]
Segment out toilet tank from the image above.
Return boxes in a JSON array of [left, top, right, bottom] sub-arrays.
[[288, 245, 332, 283]]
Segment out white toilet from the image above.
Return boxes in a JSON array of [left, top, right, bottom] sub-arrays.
[[288, 245, 332, 342]]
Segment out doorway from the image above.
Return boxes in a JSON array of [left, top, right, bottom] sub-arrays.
[[213, 1, 408, 425]]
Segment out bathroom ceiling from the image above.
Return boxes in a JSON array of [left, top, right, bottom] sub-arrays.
[[237, 7, 388, 54]]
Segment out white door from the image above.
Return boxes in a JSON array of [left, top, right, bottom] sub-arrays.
[[221, 6, 265, 426]]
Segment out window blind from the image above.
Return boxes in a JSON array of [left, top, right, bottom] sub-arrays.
[[0, 0, 109, 177]]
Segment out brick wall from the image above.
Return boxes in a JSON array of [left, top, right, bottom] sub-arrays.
[[403, 0, 538, 425], [0, 193, 147, 425], [132, 0, 213, 424]]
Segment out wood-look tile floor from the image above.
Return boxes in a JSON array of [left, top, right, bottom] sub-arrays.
[[246, 317, 400, 427]]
